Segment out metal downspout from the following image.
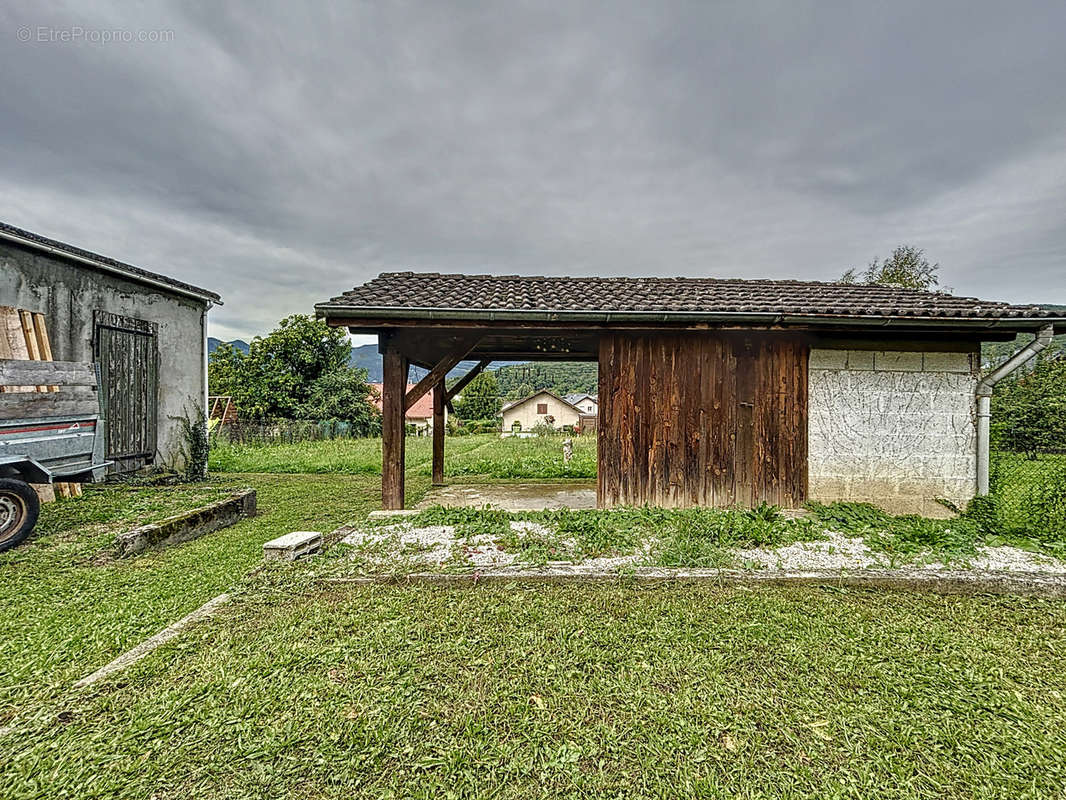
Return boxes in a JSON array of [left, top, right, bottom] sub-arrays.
[[975, 324, 1054, 494], [201, 302, 212, 479]]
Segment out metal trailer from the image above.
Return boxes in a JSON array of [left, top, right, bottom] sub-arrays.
[[0, 358, 110, 551]]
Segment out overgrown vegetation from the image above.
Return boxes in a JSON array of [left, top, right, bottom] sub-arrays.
[[991, 355, 1066, 454], [984, 452, 1066, 547], [172, 405, 210, 481], [806, 501, 983, 562]]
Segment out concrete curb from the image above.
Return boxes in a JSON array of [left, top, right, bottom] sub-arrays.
[[73, 593, 230, 689], [320, 567, 1066, 597], [116, 489, 256, 558]]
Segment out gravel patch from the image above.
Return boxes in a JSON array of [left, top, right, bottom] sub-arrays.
[[339, 522, 1066, 577], [736, 531, 888, 571]]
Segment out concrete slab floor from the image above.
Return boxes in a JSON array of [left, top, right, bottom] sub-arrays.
[[416, 482, 597, 511]]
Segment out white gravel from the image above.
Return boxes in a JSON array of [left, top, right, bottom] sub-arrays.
[[736, 531, 888, 571], [341, 522, 1066, 576]]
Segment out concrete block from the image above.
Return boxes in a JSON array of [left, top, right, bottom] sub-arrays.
[[264, 530, 322, 561], [809, 349, 847, 370], [874, 351, 923, 372], [844, 350, 875, 370], [116, 489, 257, 558], [922, 352, 974, 374]]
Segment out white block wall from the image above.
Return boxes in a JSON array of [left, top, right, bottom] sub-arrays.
[[808, 349, 978, 516]]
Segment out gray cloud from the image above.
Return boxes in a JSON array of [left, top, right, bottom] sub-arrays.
[[2, 0, 1065, 342]]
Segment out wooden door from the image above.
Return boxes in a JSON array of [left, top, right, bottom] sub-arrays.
[[598, 332, 808, 509], [93, 312, 159, 474]]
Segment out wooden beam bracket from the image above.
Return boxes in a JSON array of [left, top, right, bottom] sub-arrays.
[[404, 338, 482, 412]]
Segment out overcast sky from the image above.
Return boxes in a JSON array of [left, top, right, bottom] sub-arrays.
[[2, 1, 1065, 343]]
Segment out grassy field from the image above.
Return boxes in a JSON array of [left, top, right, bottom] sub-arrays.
[[209, 433, 598, 478], [2, 456, 1065, 796]]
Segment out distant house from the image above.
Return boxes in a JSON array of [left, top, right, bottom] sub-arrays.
[[0, 221, 221, 475], [564, 393, 598, 414], [501, 390, 583, 434], [368, 383, 441, 432]]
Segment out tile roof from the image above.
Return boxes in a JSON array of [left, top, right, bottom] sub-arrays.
[[564, 393, 598, 406], [0, 220, 221, 303], [318, 272, 1062, 326], [368, 383, 435, 419]]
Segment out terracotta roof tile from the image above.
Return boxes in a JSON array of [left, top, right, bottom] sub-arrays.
[[320, 272, 1060, 324]]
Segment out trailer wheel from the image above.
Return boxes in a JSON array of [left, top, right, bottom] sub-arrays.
[[0, 479, 40, 553]]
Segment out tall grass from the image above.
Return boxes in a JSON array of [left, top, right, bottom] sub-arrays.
[[209, 433, 597, 479]]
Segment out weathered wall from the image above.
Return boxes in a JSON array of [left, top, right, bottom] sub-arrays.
[[0, 240, 208, 472], [502, 391, 580, 431], [808, 348, 978, 516]]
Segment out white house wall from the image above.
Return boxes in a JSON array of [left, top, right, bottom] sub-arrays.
[[807, 348, 978, 517], [502, 392, 581, 431]]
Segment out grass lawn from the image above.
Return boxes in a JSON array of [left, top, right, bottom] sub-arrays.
[[3, 464, 1066, 797], [209, 432, 598, 479]]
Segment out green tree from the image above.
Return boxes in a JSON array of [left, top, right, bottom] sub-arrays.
[[300, 367, 381, 434], [207, 342, 245, 397], [208, 315, 379, 430], [840, 245, 941, 290], [453, 372, 501, 421], [991, 356, 1066, 455]]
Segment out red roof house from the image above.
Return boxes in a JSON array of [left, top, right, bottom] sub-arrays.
[[369, 383, 439, 430]]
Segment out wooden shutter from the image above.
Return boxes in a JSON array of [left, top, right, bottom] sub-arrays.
[[93, 312, 159, 474]]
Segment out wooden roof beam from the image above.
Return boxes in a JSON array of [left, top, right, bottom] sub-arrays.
[[404, 337, 481, 412]]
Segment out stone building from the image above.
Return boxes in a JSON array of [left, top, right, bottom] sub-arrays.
[[1, 221, 220, 474]]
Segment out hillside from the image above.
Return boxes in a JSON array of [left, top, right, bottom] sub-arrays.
[[495, 362, 598, 400], [207, 337, 250, 355], [348, 343, 492, 383], [981, 304, 1066, 366]]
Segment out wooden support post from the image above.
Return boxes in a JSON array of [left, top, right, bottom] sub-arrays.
[[381, 347, 408, 510], [432, 382, 445, 486]]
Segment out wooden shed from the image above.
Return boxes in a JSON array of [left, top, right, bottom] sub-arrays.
[[316, 273, 1064, 513]]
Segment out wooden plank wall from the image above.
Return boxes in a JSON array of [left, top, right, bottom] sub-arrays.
[[598, 332, 808, 509], [93, 311, 159, 473]]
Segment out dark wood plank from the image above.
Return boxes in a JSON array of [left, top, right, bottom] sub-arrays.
[[734, 338, 755, 508], [597, 331, 807, 510], [381, 346, 408, 509], [432, 383, 445, 486]]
